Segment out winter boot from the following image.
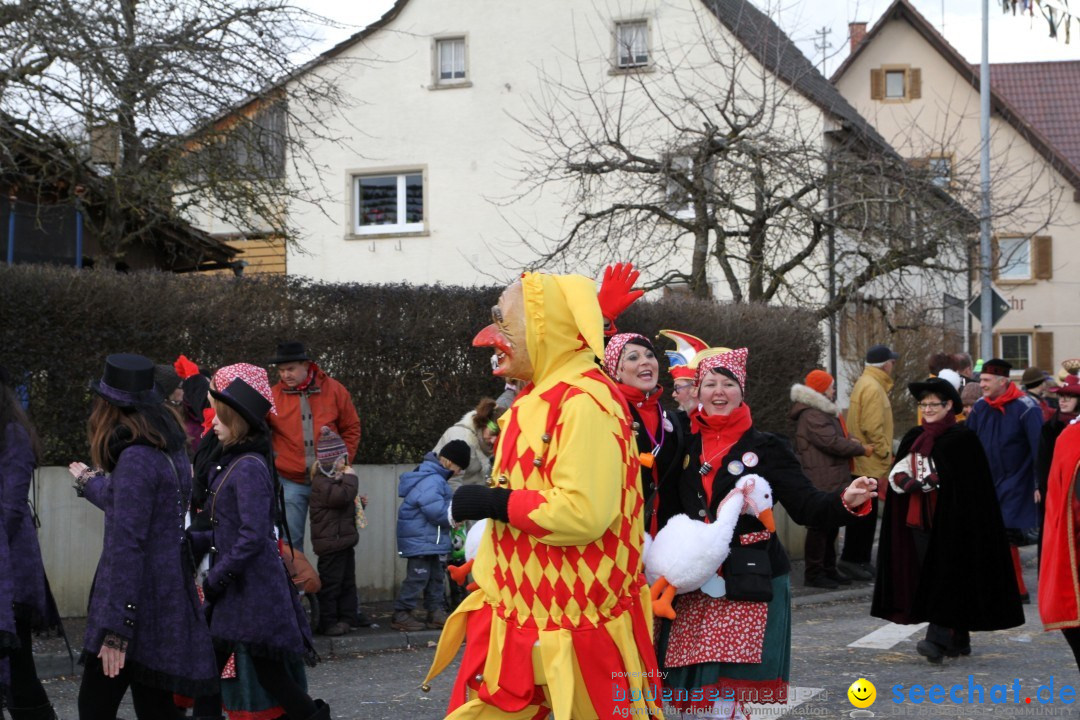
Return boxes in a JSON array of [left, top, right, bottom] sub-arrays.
[[390, 610, 424, 632], [426, 608, 449, 628]]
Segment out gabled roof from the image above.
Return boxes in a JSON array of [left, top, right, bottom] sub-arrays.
[[988, 61, 1080, 177], [702, 0, 893, 152], [291, 0, 893, 153], [831, 0, 1080, 193]]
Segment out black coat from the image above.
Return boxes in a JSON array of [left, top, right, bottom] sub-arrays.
[[871, 424, 1025, 631], [629, 404, 685, 534], [657, 426, 855, 578]]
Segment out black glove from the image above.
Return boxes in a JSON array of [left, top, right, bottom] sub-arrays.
[[452, 485, 512, 523]]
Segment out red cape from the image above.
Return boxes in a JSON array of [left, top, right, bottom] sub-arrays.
[[1039, 421, 1080, 630]]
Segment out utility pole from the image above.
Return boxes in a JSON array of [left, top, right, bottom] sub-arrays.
[[814, 26, 832, 74], [979, 0, 993, 360]]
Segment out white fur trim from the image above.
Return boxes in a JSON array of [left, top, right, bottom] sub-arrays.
[[790, 383, 838, 415]]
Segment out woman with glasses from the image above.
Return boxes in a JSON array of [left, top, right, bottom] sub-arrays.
[[872, 370, 1024, 664]]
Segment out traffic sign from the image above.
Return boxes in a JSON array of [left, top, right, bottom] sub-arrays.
[[967, 287, 1010, 328]]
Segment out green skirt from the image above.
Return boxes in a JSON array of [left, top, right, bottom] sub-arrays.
[[656, 574, 791, 711]]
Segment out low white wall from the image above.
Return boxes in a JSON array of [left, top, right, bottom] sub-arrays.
[[33, 464, 805, 617]]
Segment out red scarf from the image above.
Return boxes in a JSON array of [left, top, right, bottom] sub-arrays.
[[985, 382, 1023, 413], [294, 363, 319, 393], [1039, 420, 1080, 628], [201, 407, 216, 437], [910, 412, 957, 457], [617, 382, 662, 436], [691, 403, 753, 508]]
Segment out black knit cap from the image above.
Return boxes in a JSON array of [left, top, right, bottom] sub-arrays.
[[440, 439, 471, 470]]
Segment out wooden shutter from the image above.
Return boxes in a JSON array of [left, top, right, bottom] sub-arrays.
[[909, 68, 922, 99], [1034, 235, 1053, 279], [1036, 331, 1055, 370], [870, 69, 884, 100]]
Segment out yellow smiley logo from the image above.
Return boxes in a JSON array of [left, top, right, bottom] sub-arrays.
[[848, 678, 876, 709]]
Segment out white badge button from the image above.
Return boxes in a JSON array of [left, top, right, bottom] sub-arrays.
[[742, 452, 759, 468], [727, 460, 744, 475]]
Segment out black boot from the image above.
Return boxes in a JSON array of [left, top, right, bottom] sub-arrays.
[[306, 699, 331, 720], [8, 703, 59, 720]]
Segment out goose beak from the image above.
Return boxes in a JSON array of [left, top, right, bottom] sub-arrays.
[[758, 507, 776, 533]]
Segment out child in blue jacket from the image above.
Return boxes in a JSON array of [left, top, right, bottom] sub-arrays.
[[392, 440, 470, 631]]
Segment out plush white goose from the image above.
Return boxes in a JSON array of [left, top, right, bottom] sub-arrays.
[[447, 518, 488, 591], [644, 474, 775, 619]]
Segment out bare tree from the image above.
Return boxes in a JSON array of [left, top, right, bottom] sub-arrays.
[[0, 0, 358, 260], [502, 1, 1055, 325]]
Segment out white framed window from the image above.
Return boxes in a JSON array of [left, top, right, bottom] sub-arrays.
[[999, 333, 1032, 370], [885, 70, 906, 98], [615, 20, 649, 69], [997, 236, 1031, 280], [353, 172, 424, 235], [435, 37, 467, 85]]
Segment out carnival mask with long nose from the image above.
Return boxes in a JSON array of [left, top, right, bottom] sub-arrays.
[[473, 280, 534, 381]]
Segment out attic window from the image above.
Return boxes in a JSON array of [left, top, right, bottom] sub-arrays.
[[871, 66, 921, 102]]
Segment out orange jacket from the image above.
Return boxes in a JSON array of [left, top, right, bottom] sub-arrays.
[[269, 365, 361, 481]]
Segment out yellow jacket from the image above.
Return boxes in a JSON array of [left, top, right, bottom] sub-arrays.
[[848, 365, 895, 478], [426, 273, 662, 719]]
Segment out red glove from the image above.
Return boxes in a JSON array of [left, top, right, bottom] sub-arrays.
[[597, 262, 644, 333]]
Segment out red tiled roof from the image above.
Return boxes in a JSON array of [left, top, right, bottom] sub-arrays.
[[988, 61, 1080, 177]]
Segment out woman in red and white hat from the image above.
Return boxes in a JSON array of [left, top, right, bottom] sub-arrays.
[[653, 348, 877, 720]]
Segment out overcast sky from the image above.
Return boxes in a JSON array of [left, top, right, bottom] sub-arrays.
[[295, 0, 1080, 74]]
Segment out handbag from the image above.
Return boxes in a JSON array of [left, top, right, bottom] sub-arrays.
[[723, 543, 773, 602]]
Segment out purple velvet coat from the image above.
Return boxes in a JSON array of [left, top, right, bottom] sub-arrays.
[[1, 422, 56, 628], [82, 445, 218, 696], [0, 490, 17, 665], [199, 449, 312, 660]]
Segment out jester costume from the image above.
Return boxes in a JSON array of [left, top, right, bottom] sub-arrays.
[[424, 272, 663, 719]]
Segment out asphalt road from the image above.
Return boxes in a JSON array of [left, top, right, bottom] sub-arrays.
[[41, 558, 1078, 719]]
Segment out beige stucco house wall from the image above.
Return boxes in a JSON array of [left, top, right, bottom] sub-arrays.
[[244, 0, 845, 300], [833, 1, 1080, 375]]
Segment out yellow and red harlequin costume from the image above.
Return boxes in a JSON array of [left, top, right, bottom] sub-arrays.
[[424, 272, 663, 720]]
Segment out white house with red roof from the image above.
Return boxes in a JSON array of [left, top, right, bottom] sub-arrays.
[[833, 0, 1080, 376]]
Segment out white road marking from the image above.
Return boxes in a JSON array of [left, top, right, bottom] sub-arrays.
[[847, 621, 929, 649]]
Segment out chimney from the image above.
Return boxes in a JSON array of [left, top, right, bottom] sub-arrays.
[[849, 22, 868, 53]]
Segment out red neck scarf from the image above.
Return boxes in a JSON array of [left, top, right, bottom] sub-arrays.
[[294, 364, 319, 393], [617, 382, 662, 434], [910, 412, 957, 457], [691, 403, 753, 508], [985, 382, 1023, 413]]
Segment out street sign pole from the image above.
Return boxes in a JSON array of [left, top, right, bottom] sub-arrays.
[[979, 0, 993, 360]]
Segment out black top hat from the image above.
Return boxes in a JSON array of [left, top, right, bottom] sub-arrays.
[[269, 341, 310, 365], [91, 354, 162, 407], [908, 376, 963, 413], [210, 378, 272, 429]]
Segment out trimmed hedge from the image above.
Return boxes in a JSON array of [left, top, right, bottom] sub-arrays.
[[0, 265, 822, 464]]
